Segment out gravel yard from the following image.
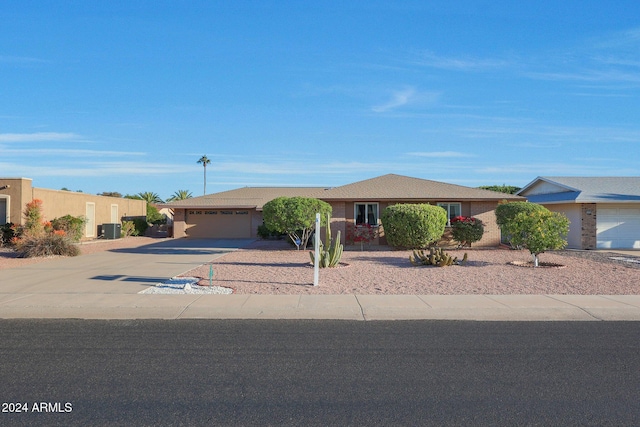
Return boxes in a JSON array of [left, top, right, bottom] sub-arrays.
[[1, 237, 638, 295], [182, 240, 640, 295]]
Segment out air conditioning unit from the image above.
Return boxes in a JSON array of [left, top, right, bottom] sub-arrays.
[[102, 223, 121, 239]]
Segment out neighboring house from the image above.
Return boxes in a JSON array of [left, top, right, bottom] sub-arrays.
[[518, 176, 640, 250], [162, 174, 524, 247], [0, 177, 147, 240]]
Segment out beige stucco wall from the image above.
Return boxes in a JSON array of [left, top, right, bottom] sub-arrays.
[[172, 209, 187, 237], [543, 203, 582, 249], [0, 178, 146, 239], [33, 188, 147, 239], [0, 178, 33, 226]]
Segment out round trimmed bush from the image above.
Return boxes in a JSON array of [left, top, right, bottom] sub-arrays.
[[495, 201, 547, 227], [381, 203, 447, 249]]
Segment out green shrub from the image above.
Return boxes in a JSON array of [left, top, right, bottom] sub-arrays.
[[51, 215, 86, 242], [15, 233, 80, 257], [131, 217, 149, 235], [122, 221, 137, 237], [450, 216, 484, 247], [147, 204, 166, 225], [381, 204, 447, 249], [1, 223, 17, 246], [257, 223, 283, 240]]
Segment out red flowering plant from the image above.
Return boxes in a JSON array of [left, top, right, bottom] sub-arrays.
[[346, 223, 378, 250], [450, 216, 484, 247]]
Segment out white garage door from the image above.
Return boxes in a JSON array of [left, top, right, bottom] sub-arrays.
[[186, 209, 252, 238], [597, 205, 640, 249]]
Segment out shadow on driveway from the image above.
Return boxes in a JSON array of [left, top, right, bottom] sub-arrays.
[[108, 238, 256, 255]]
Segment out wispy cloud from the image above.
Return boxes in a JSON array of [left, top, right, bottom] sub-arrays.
[[526, 27, 640, 86], [476, 162, 637, 176], [407, 50, 511, 71], [406, 151, 475, 158], [371, 87, 439, 113], [372, 88, 416, 113], [0, 132, 82, 142], [0, 148, 146, 157], [526, 69, 640, 84]]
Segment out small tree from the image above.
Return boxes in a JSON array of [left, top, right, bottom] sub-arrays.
[[23, 199, 45, 235], [262, 197, 332, 250], [504, 210, 570, 267], [495, 201, 548, 248], [381, 204, 447, 249]]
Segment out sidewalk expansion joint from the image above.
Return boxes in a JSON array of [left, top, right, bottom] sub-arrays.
[[175, 295, 203, 319], [546, 295, 604, 321], [354, 295, 366, 321]]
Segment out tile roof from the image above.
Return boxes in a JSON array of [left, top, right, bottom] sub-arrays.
[[519, 176, 640, 203], [161, 174, 523, 210]]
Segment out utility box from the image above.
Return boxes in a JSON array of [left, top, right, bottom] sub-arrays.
[[102, 223, 121, 239]]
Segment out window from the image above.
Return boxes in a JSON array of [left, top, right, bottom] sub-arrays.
[[355, 203, 378, 226], [437, 203, 461, 226]]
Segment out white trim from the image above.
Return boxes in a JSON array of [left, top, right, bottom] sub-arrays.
[[110, 204, 119, 223], [85, 202, 96, 238], [0, 195, 9, 225]]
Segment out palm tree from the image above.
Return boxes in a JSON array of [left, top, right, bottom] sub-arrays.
[[197, 155, 211, 195], [167, 189, 193, 202], [137, 191, 164, 204]]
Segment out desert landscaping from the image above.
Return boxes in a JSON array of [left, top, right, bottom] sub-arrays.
[[4, 237, 637, 296]]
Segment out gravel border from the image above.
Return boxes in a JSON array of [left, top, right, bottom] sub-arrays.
[[138, 277, 233, 295]]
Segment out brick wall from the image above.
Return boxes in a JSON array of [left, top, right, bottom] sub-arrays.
[[329, 202, 346, 244], [581, 203, 597, 250], [470, 202, 501, 247]]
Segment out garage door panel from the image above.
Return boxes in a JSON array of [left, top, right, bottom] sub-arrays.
[[597, 205, 640, 249], [186, 210, 252, 238]]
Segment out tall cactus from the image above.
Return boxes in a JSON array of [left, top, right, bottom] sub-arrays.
[[310, 213, 344, 268]]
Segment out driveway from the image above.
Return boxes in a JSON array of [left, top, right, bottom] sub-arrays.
[[0, 238, 254, 294]]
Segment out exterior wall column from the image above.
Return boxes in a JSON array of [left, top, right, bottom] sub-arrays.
[[173, 209, 187, 238], [581, 203, 597, 250]]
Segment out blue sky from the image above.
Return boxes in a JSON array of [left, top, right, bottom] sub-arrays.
[[2, 1, 639, 200]]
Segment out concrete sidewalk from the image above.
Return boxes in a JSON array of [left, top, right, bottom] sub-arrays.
[[1, 238, 639, 321], [1, 293, 640, 321]]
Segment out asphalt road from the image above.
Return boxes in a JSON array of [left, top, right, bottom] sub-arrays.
[[1, 320, 639, 426]]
